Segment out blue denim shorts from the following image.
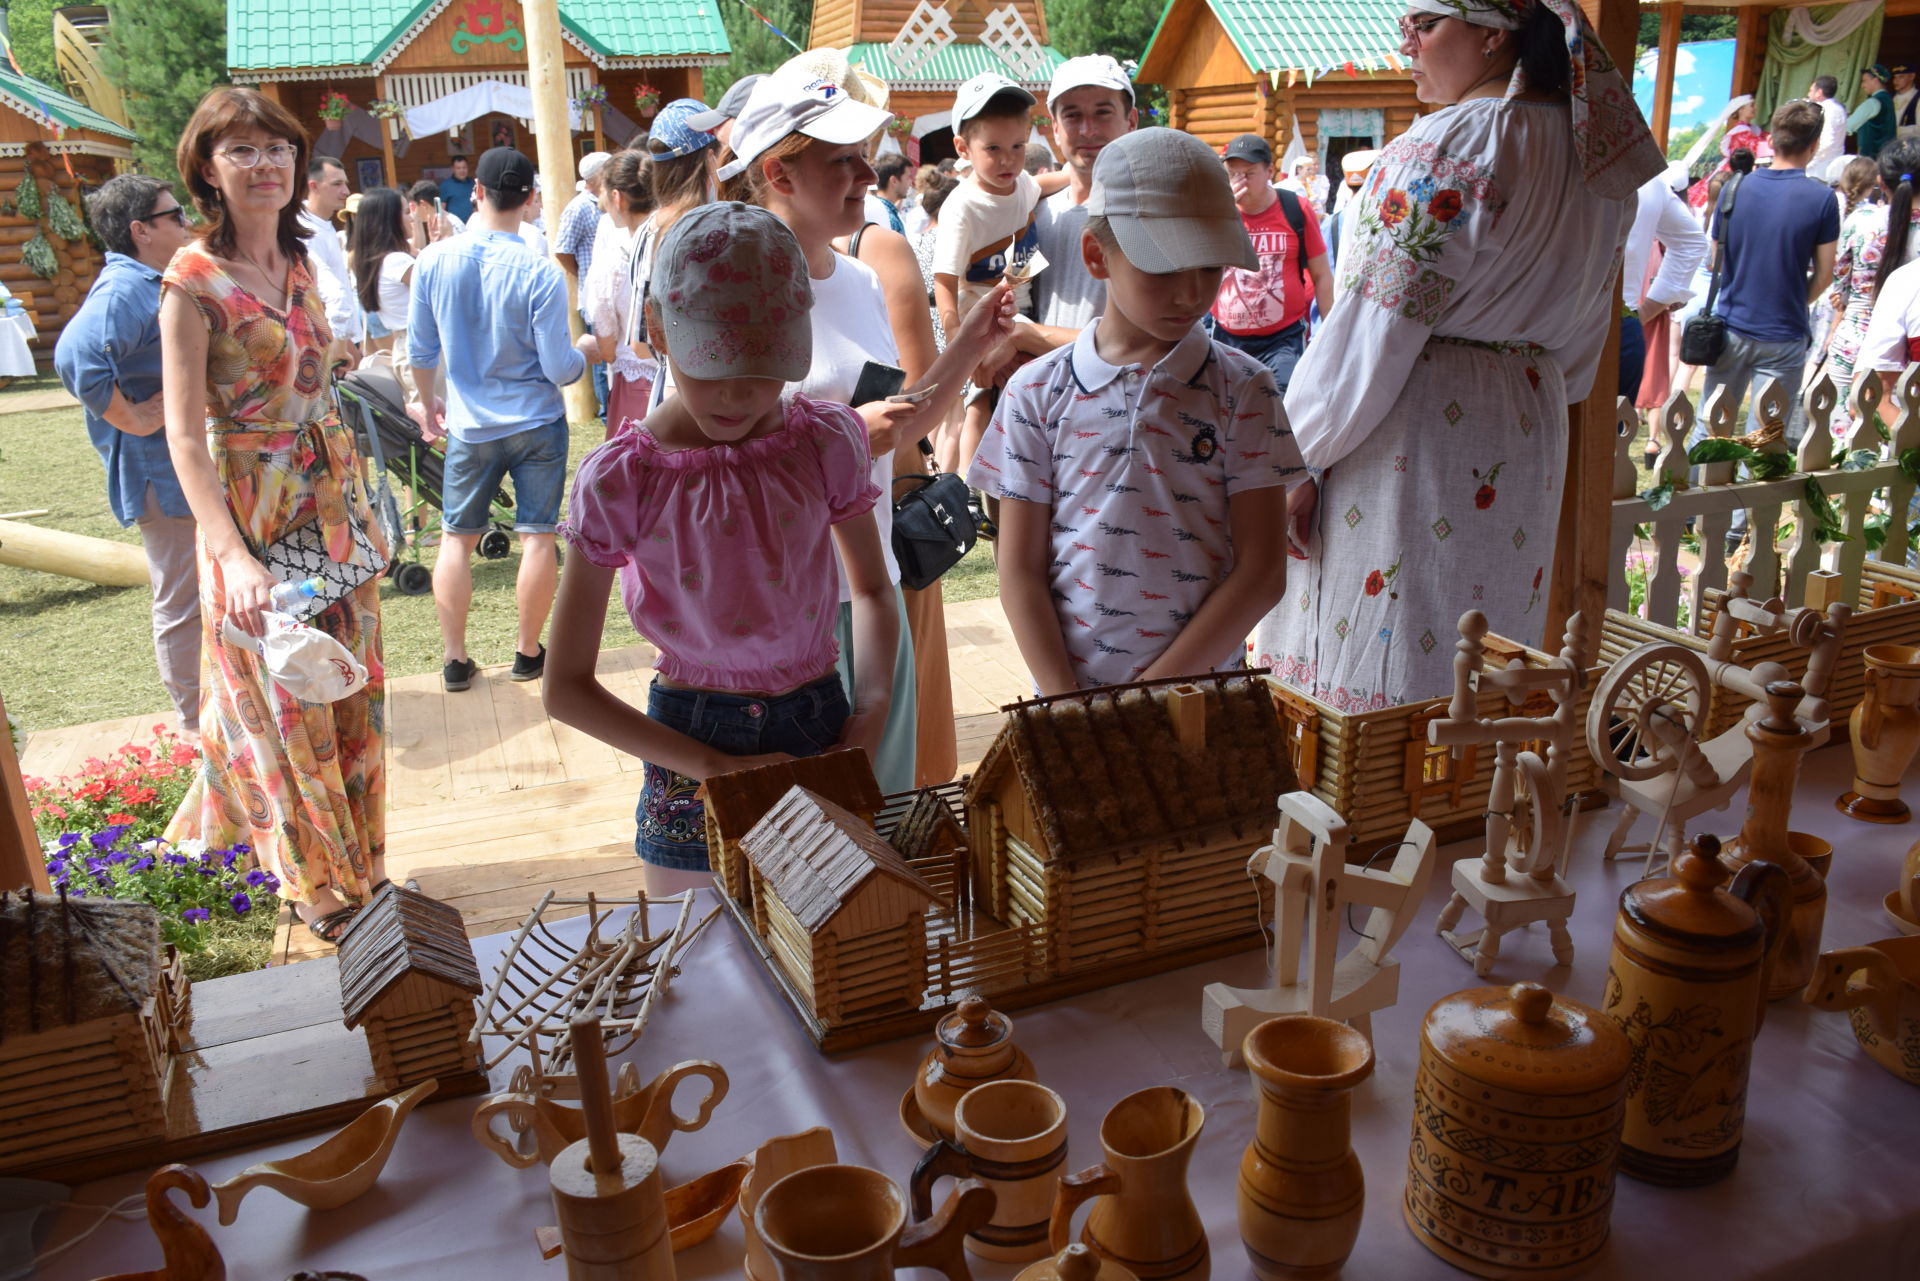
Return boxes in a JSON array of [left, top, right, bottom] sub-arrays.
[[366, 313, 391, 340], [636, 675, 851, 870], [441, 416, 567, 535]]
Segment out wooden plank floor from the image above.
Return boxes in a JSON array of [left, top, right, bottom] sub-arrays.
[[20, 595, 1034, 967]]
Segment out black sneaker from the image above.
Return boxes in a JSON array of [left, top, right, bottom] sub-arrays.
[[511, 645, 546, 682], [442, 657, 478, 692]]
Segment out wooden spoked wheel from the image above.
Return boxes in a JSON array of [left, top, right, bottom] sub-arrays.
[[1587, 643, 1711, 782], [1496, 750, 1563, 876]]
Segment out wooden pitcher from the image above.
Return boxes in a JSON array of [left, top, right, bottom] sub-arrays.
[[1804, 936, 1920, 1087], [1049, 1086, 1208, 1281], [755, 1163, 993, 1281], [1839, 643, 1920, 824]]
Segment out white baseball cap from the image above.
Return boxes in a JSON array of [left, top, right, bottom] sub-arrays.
[[1047, 55, 1134, 109], [1087, 127, 1257, 273], [717, 71, 894, 182], [952, 71, 1034, 127]]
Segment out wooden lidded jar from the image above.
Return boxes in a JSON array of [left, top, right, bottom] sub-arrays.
[[1604, 839, 1789, 1186], [1404, 981, 1630, 1280], [915, 997, 1036, 1142]]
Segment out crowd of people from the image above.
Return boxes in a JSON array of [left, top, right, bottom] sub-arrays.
[[72, 0, 1805, 941]]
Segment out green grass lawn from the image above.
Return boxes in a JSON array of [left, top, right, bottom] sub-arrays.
[[1, 399, 1000, 733]]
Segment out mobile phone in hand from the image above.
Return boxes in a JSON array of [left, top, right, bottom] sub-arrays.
[[887, 383, 938, 405], [849, 360, 907, 406]]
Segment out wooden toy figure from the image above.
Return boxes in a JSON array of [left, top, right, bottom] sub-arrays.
[[546, 1015, 677, 1280], [1432, 611, 1589, 976], [1201, 792, 1436, 1063]]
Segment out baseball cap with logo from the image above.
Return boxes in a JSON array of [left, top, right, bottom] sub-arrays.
[[1047, 55, 1134, 109], [648, 98, 720, 159], [1088, 127, 1257, 273], [953, 71, 1035, 127], [476, 146, 535, 194], [650, 201, 813, 382], [716, 71, 894, 182], [687, 74, 765, 134], [1221, 133, 1273, 166]]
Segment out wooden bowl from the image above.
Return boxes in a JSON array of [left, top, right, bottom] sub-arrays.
[[898, 1084, 937, 1151], [1883, 890, 1920, 937]]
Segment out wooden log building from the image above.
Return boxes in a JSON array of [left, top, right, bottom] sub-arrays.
[[227, 0, 730, 190]]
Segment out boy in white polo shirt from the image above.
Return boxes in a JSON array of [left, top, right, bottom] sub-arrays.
[[967, 128, 1305, 693]]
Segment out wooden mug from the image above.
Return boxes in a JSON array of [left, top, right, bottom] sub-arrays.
[[1049, 1086, 1209, 1281], [473, 1059, 727, 1168], [755, 1162, 994, 1281], [912, 1079, 1069, 1262]]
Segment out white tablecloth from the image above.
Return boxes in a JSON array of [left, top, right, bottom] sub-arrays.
[[31, 746, 1920, 1280], [0, 309, 38, 378]]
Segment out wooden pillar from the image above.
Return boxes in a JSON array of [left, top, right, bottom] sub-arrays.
[[1267, 84, 1292, 154], [689, 67, 704, 102], [591, 79, 606, 154], [1552, 0, 1638, 644], [376, 74, 399, 189], [1, 691, 52, 895], [1651, 3, 1683, 150], [256, 81, 287, 109], [521, 0, 596, 423], [1733, 5, 1770, 100], [1169, 87, 1188, 134]]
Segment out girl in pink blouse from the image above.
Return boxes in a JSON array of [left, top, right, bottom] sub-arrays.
[[545, 202, 899, 893]]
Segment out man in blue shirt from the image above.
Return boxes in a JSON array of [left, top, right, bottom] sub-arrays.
[[54, 175, 201, 733], [1699, 99, 1838, 549], [410, 146, 586, 692], [438, 154, 475, 222]]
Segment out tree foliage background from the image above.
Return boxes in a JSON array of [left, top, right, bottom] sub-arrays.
[[2, 0, 61, 86], [100, 0, 229, 185], [704, 0, 811, 103]]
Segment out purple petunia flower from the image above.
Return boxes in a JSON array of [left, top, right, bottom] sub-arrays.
[[233, 843, 252, 856], [89, 831, 117, 851], [163, 852, 189, 866], [220, 849, 239, 869], [130, 857, 154, 872], [230, 891, 252, 915], [245, 868, 271, 887], [182, 907, 210, 924], [57, 832, 81, 848]]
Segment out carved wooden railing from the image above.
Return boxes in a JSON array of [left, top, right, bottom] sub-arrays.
[[1611, 365, 1920, 632]]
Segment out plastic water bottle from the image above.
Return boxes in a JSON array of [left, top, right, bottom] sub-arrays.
[[269, 578, 323, 613]]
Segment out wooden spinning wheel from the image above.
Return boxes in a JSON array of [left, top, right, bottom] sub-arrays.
[[1587, 645, 1711, 781], [1496, 750, 1564, 877]]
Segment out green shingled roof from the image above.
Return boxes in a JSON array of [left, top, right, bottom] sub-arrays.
[[0, 66, 138, 140], [1144, 0, 1403, 77], [228, 0, 729, 73], [846, 42, 1065, 89]]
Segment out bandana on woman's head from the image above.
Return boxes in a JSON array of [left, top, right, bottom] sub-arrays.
[[1404, 0, 1665, 200]]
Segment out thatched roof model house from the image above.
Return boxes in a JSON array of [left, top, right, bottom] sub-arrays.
[[0, 891, 186, 1173], [964, 672, 1294, 971]]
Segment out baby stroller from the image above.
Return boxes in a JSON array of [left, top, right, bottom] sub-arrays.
[[337, 358, 518, 595]]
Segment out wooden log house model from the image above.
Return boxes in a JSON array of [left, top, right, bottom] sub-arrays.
[[339, 883, 487, 1093], [717, 672, 1294, 1049], [0, 891, 189, 1174]]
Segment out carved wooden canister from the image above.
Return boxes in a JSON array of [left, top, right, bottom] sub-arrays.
[[1404, 981, 1630, 1280], [915, 997, 1036, 1143], [1603, 839, 1790, 1186]]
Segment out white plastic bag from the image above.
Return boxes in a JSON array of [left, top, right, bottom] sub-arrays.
[[221, 611, 368, 703]]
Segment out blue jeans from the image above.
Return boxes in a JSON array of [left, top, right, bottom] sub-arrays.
[[1212, 319, 1308, 392], [1618, 315, 1645, 402], [441, 417, 568, 534], [1696, 330, 1810, 544], [635, 676, 850, 869]]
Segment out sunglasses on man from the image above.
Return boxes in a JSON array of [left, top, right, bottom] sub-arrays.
[[139, 204, 188, 227]]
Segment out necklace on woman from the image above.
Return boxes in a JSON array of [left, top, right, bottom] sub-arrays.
[[232, 245, 288, 308]]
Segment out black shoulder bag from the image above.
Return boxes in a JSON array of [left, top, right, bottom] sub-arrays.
[[1680, 172, 1744, 368]]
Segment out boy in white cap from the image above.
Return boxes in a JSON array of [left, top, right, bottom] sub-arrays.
[[967, 128, 1307, 693], [935, 72, 1069, 493], [1028, 54, 1138, 343]]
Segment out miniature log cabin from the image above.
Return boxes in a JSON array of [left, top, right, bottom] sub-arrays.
[[338, 884, 484, 1092], [964, 672, 1294, 975], [740, 787, 944, 1028], [705, 749, 886, 905], [0, 891, 187, 1174]]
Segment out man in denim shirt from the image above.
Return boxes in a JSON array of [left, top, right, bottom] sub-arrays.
[[410, 146, 586, 692], [54, 175, 200, 733]]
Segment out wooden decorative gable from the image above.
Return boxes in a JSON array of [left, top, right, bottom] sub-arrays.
[[338, 884, 483, 1029], [964, 672, 1297, 864], [704, 749, 886, 846], [742, 788, 943, 938], [812, 0, 1049, 56]]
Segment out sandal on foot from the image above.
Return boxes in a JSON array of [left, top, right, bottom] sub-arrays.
[[301, 906, 358, 944]]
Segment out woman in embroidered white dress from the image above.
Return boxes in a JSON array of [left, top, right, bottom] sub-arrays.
[[1251, 0, 1664, 710]]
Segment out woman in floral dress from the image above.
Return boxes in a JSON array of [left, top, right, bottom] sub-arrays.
[[1825, 139, 1920, 436], [160, 87, 386, 942], [1251, 0, 1663, 709]]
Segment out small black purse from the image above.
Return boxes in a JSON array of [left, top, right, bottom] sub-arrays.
[[891, 443, 977, 591]]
